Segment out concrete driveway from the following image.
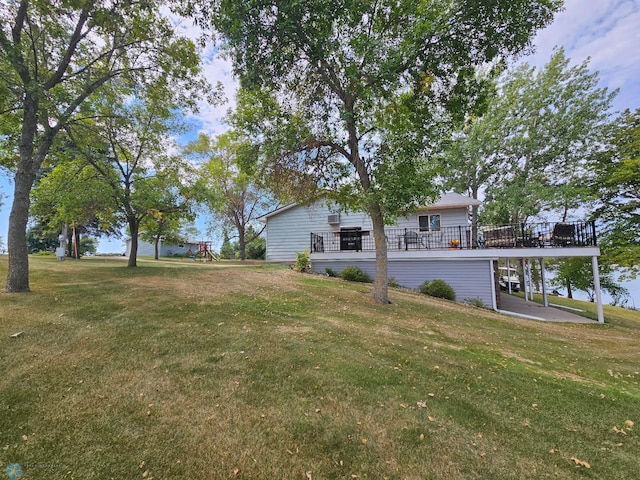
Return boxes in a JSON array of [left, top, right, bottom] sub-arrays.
[[498, 293, 597, 324]]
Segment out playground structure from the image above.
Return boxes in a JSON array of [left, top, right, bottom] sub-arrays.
[[192, 241, 219, 262]]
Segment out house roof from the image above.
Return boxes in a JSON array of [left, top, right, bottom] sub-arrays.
[[257, 203, 298, 222], [426, 192, 481, 209], [258, 193, 480, 221], [123, 233, 203, 244]]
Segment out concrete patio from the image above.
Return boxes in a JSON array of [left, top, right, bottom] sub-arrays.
[[498, 293, 598, 324]]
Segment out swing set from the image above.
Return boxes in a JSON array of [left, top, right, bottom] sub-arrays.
[[192, 241, 219, 262]]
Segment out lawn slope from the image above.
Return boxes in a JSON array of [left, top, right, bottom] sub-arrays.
[[1, 256, 639, 479]]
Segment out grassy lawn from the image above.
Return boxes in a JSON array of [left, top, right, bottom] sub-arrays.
[[1, 256, 639, 479]]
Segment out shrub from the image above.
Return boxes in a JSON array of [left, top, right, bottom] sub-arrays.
[[419, 279, 456, 301], [325, 267, 338, 277], [293, 249, 310, 273], [339, 265, 372, 283]]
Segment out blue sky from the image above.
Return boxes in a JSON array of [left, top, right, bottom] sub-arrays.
[[1, 1, 640, 265]]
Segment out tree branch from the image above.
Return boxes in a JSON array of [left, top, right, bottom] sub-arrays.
[[44, 9, 91, 90]]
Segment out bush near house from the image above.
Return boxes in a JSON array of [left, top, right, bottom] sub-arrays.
[[339, 265, 372, 283], [293, 249, 311, 272], [419, 279, 456, 300]]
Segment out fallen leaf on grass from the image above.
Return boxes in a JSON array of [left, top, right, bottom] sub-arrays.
[[233, 468, 239, 477], [428, 416, 435, 422], [613, 426, 627, 435], [306, 471, 312, 479], [416, 401, 427, 408], [625, 420, 634, 429], [549, 448, 559, 454], [570, 457, 591, 468]]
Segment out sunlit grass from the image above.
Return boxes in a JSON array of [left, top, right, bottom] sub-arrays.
[[1, 256, 639, 479]]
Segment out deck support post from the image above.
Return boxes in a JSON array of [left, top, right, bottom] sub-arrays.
[[521, 258, 528, 301], [591, 256, 605, 324], [540, 258, 548, 307]]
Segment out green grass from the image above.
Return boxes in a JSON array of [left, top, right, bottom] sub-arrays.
[[1, 256, 639, 479]]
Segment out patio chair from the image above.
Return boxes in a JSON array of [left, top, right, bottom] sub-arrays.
[[551, 223, 575, 246], [425, 231, 442, 249], [403, 230, 424, 249], [482, 226, 517, 248]]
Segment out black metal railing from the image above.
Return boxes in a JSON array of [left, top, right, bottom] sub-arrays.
[[310, 220, 597, 253]]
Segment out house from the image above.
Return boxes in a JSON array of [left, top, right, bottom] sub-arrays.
[[124, 234, 201, 257], [258, 193, 605, 322]]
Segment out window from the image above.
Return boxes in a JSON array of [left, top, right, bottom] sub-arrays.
[[418, 214, 441, 232]]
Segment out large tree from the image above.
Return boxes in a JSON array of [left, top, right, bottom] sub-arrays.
[[593, 108, 640, 272], [141, 211, 197, 261], [30, 154, 120, 251], [191, 0, 562, 303], [476, 49, 615, 225], [186, 132, 273, 261], [0, 0, 205, 291], [68, 84, 198, 267], [550, 257, 628, 305]]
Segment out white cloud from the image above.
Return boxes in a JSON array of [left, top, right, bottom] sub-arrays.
[[187, 47, 238, 138], [525, 0, 640, 111], [161, 7, 239, 139]]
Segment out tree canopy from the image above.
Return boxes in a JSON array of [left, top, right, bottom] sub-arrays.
[[444, 49, 615, 226], [593, 108, 640, 272], [1, 0, 206, 291], [192, 0, 563, 303], [185, 132, 273, 261]]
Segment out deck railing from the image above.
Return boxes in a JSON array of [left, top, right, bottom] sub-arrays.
[[310, 220, 597, 253]]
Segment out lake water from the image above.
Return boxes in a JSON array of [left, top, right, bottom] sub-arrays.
[[557, 273, 640, 310]]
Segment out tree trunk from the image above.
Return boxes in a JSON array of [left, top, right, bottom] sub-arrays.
[[471, 185, 479, 248], [6, 168, 36, 292], [62, 223, 69, 257], [128, 219, 139, 267], [370, 202, 389, 304], [154, 234, 160, 260], [344, 102, 389, 304], [238, 227, 246, 261], [565, 278, 573, 299], [6, 95, 40, 292]]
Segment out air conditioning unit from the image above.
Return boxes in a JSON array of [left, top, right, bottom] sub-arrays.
[[327, 214, 340, 225]]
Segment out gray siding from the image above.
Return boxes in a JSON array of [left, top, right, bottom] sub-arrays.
[[265, 203, 370, 261], [159, 242, 199, 257], [396, 207, 469, 229], [264, 201, 471, 261], [125, 238, 200, 257], [130, 239, 155, 257], [312, 259, 494, 307]]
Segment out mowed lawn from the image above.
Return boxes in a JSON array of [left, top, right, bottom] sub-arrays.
[[1, 256, 639, 479]]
